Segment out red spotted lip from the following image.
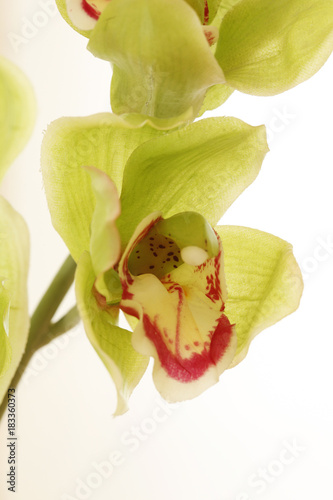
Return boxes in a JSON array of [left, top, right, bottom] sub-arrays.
[[143, 310, 234, 383], [81, 0, 101, 20]]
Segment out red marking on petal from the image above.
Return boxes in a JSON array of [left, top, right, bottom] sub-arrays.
[[194, 341, 200, 347], [92, 284, 109, 310], [204, 0, 209, 24], [175, 285, 183, 355], [142, 310, 233, 383], [121, 281, 134, 301], [202, 249, 222, 303], [92, 283, 120, 318], [210, 316, 235, 364], [205, 30, 216, 46], [81, 0, 101, 20], [120, 304, 139, 320]]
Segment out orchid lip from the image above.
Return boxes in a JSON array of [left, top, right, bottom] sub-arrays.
[[117, 212, 236, 399]]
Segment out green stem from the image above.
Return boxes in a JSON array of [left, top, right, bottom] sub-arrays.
[[39, 306, 80, 348], [0, 255, 77, 421], [26, 255, 76, 352]]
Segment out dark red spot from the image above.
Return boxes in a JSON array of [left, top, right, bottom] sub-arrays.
[[205, 253, 221, 302], [173, 256, 179, 262]]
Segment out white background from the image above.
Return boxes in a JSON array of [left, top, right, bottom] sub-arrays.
[[1, 2, 333, 499]]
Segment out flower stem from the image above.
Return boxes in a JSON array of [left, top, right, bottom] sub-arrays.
[[0, 255, 77, 421], [39, 306, 80, 348], [26, 255, 77, 352]]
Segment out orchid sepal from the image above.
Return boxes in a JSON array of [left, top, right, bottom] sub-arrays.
[[216, 225, 304, 366], [75, 251, 149, 415], [216, 0, 333, 96]]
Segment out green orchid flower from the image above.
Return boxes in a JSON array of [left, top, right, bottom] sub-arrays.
[[42, 113, 303, 412], [56, 0, 333, 121], [0, 59, 33, 405], [0, 56, 36, 182], [0, 197, 30, 406]]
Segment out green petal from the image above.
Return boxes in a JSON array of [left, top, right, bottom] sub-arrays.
[[118, 117, 268, 246], [75, 251, 149, 415], [199, 84, 234, 116], [84, 167, 121, 275], [184, 0, 222, 24], [207, 0, 224, 23], [210, 0, 242, 29], [216, 0, 333, 95], [185, 0, 205, 22], [0, 57, 35, 182], [84, 167, 122, 302], [0, 196, 30, 405], [41, 113, 164, 262], [88, 0, 225, 120], [216, 225, 303, 367]]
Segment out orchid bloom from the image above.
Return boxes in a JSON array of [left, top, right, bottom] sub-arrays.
[[0, 56, 36, 182], [42, 113, 303, 413], [0, 58, 33, 405], [56, 0, 333, 121]]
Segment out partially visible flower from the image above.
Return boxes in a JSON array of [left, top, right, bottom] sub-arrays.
[[0, 56, 36, 182], [64, 0, 111, 30], [42, 113, 303, 412], [0, 197, 30, 406], [56, 0, 333, 121], [0, 58, 32, 404], [62, 0, 219, 32]]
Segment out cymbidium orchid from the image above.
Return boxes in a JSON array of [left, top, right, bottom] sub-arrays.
[[0, 56, 36, 182], [42, 113, 303, 413], [56, 0, 333, 121]]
